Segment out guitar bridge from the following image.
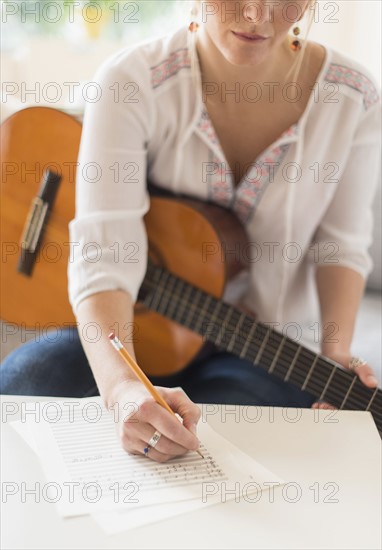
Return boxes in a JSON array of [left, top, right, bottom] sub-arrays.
[[20, 196, 49, 253], [17, 169, 61, 277]]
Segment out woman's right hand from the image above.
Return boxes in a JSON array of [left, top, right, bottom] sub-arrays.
[[107, 379, 202, 462]]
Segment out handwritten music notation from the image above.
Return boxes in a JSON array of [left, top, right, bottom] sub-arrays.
[[50, 407, 228, 499], [17, 397, 285, 519]]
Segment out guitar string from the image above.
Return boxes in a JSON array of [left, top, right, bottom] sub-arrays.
[[151, 291, 381, 425], [215, 309, 381, 411], [199, 299, 382, 417], [144, 263, 367, 404], [144, 286, 378, 422], [143, 270, 381, 419], [144, 267, 381, 412]]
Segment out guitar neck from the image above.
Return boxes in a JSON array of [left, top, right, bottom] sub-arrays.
[[141, 262, 382, 435]]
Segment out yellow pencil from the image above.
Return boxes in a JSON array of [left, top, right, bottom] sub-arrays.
[[108, 332, 204, 459]]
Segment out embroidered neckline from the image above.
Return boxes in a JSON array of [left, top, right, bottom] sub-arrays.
[[193, 42, 332, 223], [196, 105, 300, 223], [194, 42, 331, 183]]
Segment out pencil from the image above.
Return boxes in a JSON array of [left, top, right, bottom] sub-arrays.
[[108, 332, 204, 459]]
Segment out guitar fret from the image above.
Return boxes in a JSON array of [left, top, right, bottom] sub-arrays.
[[254, 327, 271, 364], [194, 294, 212, 334], [239, 322, 258, 358], [284, 345, 301, 382], [339, 375, 357, 410], [202, 299, 223, 344], [210, 300, 222, 323], [173, 278, 190, 321], [149, 270, 170, 312], [366, 387, 379, 412], [184, 287, 202, 329], [286, 347, 316, 385], [319, 365, 336, 401], [157, 274, 178, 318], [215, 306, 234, 346], [301, 355, 319, 391], [268, 336, 286, 374], [227, 312, 246, 352], [368, 392, 381, 418], [235, 317, 256, 356], [319, 368, 347, 409], [169, 276, 188, 321], [191, 288, 208, 332], [176, 283, 193, 326], [345, 378, 375, 411]]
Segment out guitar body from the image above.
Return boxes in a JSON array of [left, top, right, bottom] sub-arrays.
[[1, 107, 247, 375], [137, 194, 248, 376], [1, 107, 81, 327]]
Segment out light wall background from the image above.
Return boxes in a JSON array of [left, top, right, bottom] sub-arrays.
[[1, 0, 381, 121], [309, 0, 381, 85]]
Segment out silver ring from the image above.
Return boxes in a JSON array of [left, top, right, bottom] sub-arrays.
[[349, 356, 367, 371], [148, 430, 162, 449]]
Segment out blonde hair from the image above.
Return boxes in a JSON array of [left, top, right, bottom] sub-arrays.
[[187, 0, 318, 93]]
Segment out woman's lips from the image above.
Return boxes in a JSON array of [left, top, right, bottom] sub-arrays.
[[232, 31, 269, 42]]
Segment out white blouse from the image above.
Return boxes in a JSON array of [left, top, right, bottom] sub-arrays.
[[68, 25, 381, 350]]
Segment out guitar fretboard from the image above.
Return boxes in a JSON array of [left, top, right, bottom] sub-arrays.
[[140, 262, 382, 434]]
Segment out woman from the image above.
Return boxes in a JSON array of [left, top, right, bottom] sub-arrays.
[[1, 0, 381, 462]]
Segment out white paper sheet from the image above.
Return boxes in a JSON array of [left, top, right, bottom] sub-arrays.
[[10, 397, 285, 530], [92, 499, 221, 535]]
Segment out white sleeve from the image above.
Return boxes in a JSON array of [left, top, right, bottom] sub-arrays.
[[309, 99, 381, 279], [68, 49, 154, 315]]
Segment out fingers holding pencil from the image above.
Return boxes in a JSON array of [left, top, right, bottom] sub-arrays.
[[135, 389, 201, 454], [108, 333, 203, 461], [111, 379, 202, 462]]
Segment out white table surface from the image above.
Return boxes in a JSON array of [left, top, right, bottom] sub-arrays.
[[1, 395, 381, 550]]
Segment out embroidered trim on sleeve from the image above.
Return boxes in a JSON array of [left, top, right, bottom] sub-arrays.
[[151, 48, 191, 89], [324, 63, 380, 110]]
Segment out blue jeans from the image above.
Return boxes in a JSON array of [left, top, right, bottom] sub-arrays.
[[0, 328, 316, 407]]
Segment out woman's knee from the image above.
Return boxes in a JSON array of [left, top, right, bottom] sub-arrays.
[[0, 327, 96, 397], [182, 351, 316, 407]]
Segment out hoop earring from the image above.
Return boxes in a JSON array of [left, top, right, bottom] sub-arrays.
[[189, 6, 199, 33], [290, 26, 301, 51]]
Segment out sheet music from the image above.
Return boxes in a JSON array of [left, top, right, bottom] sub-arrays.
[[13, 398, 285, 518], [53, 413, 227, 492]]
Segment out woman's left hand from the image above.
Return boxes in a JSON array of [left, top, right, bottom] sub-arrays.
[[312, 349, 379, 410]]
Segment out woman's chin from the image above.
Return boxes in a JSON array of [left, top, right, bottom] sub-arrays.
[[223, 50, 270, 68]]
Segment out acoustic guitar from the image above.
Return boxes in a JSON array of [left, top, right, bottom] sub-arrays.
[[1, 107, 381, 435]]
